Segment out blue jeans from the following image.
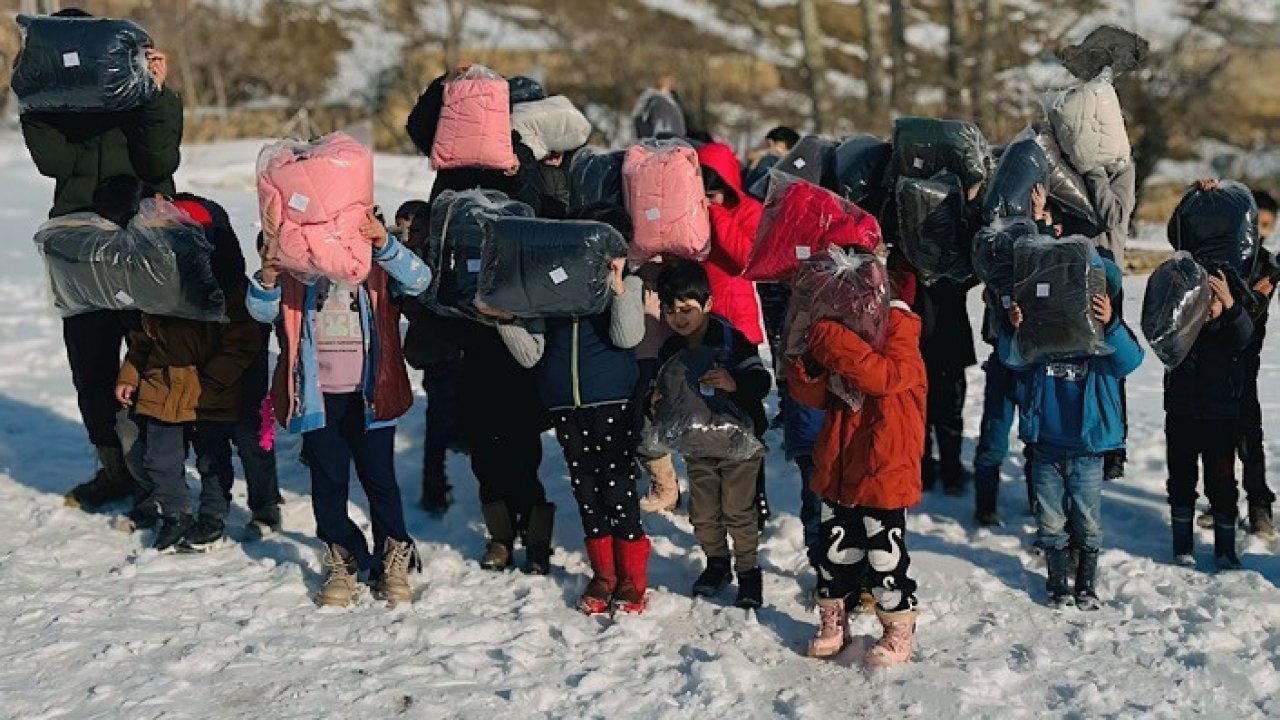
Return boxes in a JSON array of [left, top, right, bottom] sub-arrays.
[[973, 353, 1036, 514], [1031, 446, 1104, 552]]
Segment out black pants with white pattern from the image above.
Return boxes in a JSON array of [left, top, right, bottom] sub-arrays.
[[816, 504, 918, 613], [554, 402, 645, 540]]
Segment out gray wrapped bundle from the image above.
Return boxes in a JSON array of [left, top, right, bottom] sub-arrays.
[[644, 345, 764, 461], [13, 14, 159, 113]]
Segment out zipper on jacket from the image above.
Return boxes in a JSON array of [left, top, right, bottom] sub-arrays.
[[571, 318, 582, 408]]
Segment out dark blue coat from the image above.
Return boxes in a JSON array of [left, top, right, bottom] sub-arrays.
[[537, 313, 639, 411]]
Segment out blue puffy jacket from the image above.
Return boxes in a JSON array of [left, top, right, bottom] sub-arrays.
[[537, 312, 639, 411]]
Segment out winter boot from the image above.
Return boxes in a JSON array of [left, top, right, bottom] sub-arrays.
[[1074, 548, 1101, 611], [853, 590, 878, 615], [153, 514, 195, 553], [523, 503, 556, 576], [420, 466, 452, 517], [180, 516, 226, 552], [1248, 504, 1276, 540], [613, 536, 651, 614], [117, 498, 161, 533], [973, 467, 1002, 527], [318, 543, 359, 607], [864, 609, 918, 667], [1171, 506, 1196, 566], [480, 502, 515, 571], [1214, 521, 1243, 571], [247, 505, 282, 540], [807, 597, 849, 658], [1196, 511, 1214, 530], [692, 556, 733, 597], [65, 446, 137, 511], [1045, 547, 1075, 608], [639, 456, 680, 513], [734, 567, 763, 609], [579, 536, 616, 615], [377, 538, 420, 605]]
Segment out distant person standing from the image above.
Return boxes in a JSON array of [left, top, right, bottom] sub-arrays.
[[631, 74, 688, 140], [743, 126, 800, 190]]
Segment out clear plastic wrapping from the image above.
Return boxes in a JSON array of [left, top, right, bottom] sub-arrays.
[[34, 199, 225, 321], [622, 139, 710, 264], [643, 344, 765, 461], [972, 217, 1041, 300], [896, 172, 973, 285], [784, 246, 891, 409], [511, 95, 592, 161], [1017, 122, 1101, 232], [431, 63, 516, 171], [425, 189, 535, 323], [832, 135, 892, 207], [476, 217, 628, 319], [1012, 236, 1110, 363], [744, 172, 883, 282], [747, 135, 838, 200], [1044, 69, 1131, 174], [1168, 180, 1260, 277], [886, 117, 991, 192], [982, 136, 1049, 223], [12, 14, 159, 113], [1141, 251, 1211, 368], [507, 75, 546, 104], [568, 146, 625, 213]]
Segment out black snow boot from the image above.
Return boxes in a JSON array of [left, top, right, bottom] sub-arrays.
[[1171, 506, 1195, 566], [154, 514, 195, 553], [65, 446, 137, 511], [1045, 547, 1074, 608], [523, 503, 556, 576], [480, 502, 515, 571], [181, 516, 226, 552], [692, 556, 733, 597], [1074, 548, 1101, 610], [734, 567, 763, 609], [1214, 520, 1243, 571]]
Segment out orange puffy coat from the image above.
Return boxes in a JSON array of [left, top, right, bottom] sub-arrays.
[[786, 306, 928, 510]]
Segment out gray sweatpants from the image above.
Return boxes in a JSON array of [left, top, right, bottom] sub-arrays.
[[686, 453, 764, 571]]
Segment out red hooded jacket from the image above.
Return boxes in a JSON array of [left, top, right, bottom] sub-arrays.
[[696, 142, 765, 345]]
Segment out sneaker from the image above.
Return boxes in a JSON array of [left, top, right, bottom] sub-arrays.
[[807, 598, 848, 658], [974, 510, 1003, 528], [246, 505, 282, 540], [863, 609, 918, 667], [692, 556, 733, 597], [153, 514, 195, 553], [378, 538, 419, 605], [1249, 505, 1276, 540], [180, 516, 225, 552], [318, 544, 360, 607], [734, 567, 763, 609]]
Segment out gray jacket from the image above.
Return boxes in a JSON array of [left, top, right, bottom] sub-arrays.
[[1083, 160, 1136, 268]]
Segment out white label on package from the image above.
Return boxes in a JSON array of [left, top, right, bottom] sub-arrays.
[[288, 193, 311, 212], [793, 158, 807, 169], [466, 259, 481, 273], [645, 208, 661, 221], [912, 157, 925, 170], [795, 246, 812, 260], [699, 383, 716, 397], [1036, 283, 1051, 298], [62, 52, 81, 68], [113, 290, 135, 306], [549, 267, 569, 285]]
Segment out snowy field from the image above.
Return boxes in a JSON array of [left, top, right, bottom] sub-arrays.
[[1, 131, 1279, 719]]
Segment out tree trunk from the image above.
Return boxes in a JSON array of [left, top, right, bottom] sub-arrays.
[[442, 0, 469, 73], [945, 0, 967, 116], [862, 0, 886, 133], [797, 0, 828, 133], [888, 0, 908, 115], [973, 0, 998, 132]]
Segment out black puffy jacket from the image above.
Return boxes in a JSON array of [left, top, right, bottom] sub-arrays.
[[1163, 303, 1254, 420]]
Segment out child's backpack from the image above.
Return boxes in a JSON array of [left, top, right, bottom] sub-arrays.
[[745, 172, 882, 282], [256, 132, 374, 285], [12, 14, 159, 113], [431, 65, 517, 171], [622, 139, 710, 264]]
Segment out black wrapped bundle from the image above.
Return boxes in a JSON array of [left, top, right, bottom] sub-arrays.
[[1141, 251, 1211, 368], [982, 137, 1049, 223], [35, 200, 225, 322], [508, 75, 546, 105], [1059, 25, 1150, 82], [831, 134, 892, 209], [643, 345, 765, 461], [1018, 123, 1101, 233], [476, 217, 628, 318], [1168, 180, 1259, 277], [568, 146, 625, 213], [425, 190, 535, 323], [748, 135, 838, 200], [896, 172, 973, 285], [13, 15, 159, 113], [886, 117, 990, 192], [972, 217, 1041, 300], [1013, 236, 1110, 363]]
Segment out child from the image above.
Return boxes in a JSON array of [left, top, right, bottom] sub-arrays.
[[656, 261, 770, 609], [246, 207, 430, 607], [494, 203, 649, 613], [1006, 259, 1143, 608], [787, 273, 927, 666]]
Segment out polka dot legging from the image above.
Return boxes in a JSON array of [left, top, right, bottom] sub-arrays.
[[553, 402, 645, 540]]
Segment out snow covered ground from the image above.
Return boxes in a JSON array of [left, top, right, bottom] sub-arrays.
[[1, 132, 1279, 719]]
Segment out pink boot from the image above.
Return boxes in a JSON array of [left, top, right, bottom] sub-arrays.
[[863, 609, 917, 667], [807, 598, 848, 658]]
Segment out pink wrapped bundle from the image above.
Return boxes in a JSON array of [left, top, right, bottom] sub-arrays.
[[622, 139, 710, 264]]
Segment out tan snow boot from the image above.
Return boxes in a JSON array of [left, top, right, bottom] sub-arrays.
[[378, 538, 420, 605], [318, 543, 359, 608], [639, 455, 680, 513]]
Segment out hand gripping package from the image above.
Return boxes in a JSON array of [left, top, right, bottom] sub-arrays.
[[425, 189, 535, 323], [257, 132, 375, 285], [12, 14, 160, 113], [644, 344, 765, 461], [622, 139, 710, 264], [430, 65, 518, 171]]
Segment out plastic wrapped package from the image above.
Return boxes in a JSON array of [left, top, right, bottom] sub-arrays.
[[832, 135, 893, 206], [1141, 251, 1211, 368], [568, 146, 625, 213], [622, 139, 710, 263], [1017, 122, 1101, 232], [431, 64, 517, 171], [1012, 236, 1110, 363], [1044, 70, 1131, 174], [35, 199, 225, 321], [425, 189, 536, 322], [12, 14, 159, 113], [257, 132, 374, 285], [745, 171, 882, 282], [475, 217, 628, 318], [511, 95, 592, 161], [1167, 180, 1259, 276], [747, 135, 838, 200], [644, 345, 765, 461], [896, 172, 972, 285], [972, 217, 1041, 300], [886, 117, 990, 192], [507, 75, 546, 105], [1059, 25, 1150, 82], [784, 246, 891, 409], [982, 137, 1049, 223]]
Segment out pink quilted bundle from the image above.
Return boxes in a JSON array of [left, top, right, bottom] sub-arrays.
[[431, 65, 517, 171], [622, 140, 710, 264]]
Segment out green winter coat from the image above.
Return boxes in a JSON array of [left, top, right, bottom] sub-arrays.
[[21, 87, 183, 218]]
